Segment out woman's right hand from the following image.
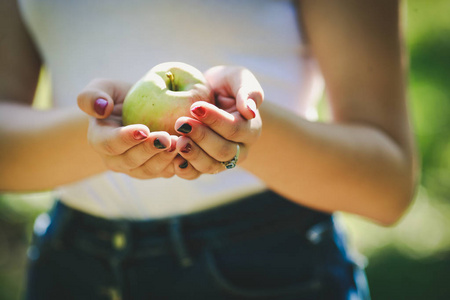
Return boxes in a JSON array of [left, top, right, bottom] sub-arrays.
[[77, 79, 179, 179]]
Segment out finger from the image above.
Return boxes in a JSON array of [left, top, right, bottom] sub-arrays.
[[128, 148, 180, 179], [231, 68, 264, 120], [88, 118, 151, 155], [104, 132, 173, 171], [77, 79, 132, 119], [166, 135, 179, 153], [204, 66, 264, 120], [188, 102, 261, 144], [173, 154, 202, 180], [175, 117, 243, 163], [160, 162, 176, 179], [176, 136, 225, 175], [154, 135, 180, 178]]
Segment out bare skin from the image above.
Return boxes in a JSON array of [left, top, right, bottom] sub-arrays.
[[0, 0, 102, 190], [76, 77, 262, 180], [0, 1, 261, 189], [0, 0, 417, 225], [239, 0, 416, 225]]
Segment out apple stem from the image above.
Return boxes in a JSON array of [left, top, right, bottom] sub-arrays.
[[166, 71, 177, 91]]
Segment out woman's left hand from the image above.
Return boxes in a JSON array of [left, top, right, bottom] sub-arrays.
[[172, 66, 264, 180]]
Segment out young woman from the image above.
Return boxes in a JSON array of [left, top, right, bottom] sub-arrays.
[[0, 0, 416, 299]]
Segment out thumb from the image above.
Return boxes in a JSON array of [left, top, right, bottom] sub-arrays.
[[77, 79, 131, 119], [230, 68, 264, 120], [235, 86, 263, 120]]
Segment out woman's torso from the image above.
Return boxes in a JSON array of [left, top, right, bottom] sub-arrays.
[[19, 0, 324, 219]]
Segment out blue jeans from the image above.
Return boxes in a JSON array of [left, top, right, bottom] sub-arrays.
[[25, 191, 370, 300]]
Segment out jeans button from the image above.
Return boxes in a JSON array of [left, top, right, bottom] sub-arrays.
[[112, 232, 126, 250]]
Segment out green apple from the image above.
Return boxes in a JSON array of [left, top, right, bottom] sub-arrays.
[[122, 62, 214, 135]]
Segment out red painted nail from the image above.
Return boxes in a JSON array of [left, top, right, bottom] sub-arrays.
[[133, 130, 148, 140], [181, 143, 192, 153], [94, 98, 108, 116], [191, 105, 206, 118], [167, 143, 176, 152]]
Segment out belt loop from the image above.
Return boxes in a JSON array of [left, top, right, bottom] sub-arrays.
[[49, 200, 74, 248], [169, 217, 193, 268], [306, 220, 334, 245], [112, 221, 130, 252]]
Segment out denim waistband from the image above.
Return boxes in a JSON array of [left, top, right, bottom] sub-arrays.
[[41, 190, 332, 266]]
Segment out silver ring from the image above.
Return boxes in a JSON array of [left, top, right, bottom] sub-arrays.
[[221, 144, 240, 169]]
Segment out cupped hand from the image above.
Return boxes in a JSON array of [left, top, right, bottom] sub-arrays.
[[77, 79, 180, 179], [172, 66, 264, 179], [204, 65, 264, 120]]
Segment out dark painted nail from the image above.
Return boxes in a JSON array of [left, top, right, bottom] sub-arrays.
[[181, 143, 192, 154], [179, 161, 188, 169], [191, 106, 206, 118], [177, 123, 192, 134], [153, 138, 166, 149], [94, 98, 108, 116], [133, 130, 148, 140]]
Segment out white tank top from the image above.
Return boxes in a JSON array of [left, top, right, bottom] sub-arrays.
[[19, 0, 324, 219]]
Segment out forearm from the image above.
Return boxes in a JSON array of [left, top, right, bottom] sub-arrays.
[[0, 102, 106, 192], [241, 102, 417, 225]]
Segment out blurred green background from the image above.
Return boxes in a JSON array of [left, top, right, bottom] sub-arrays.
[[1, 1, 449, 299]]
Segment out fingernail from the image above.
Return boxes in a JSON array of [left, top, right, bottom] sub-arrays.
[[94, 98, 108, 116], [179, 161, 188, 169], [167, 143, 176, 152], [153, 138, 166, 149], [177, 123, 192, 134], [191, 106, 206, 118], [246, 98, 257, 119], [133, 130, 148, 140], [181, 143, 192, 154]]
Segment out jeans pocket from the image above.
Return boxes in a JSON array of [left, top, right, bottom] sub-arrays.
[[203, 229, 324, 299]]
